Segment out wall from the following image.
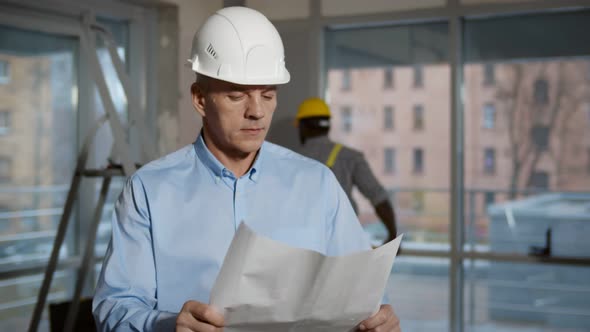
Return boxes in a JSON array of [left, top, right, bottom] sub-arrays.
[[160, 0, 223, 149]]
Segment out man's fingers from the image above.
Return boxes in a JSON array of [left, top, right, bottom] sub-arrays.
[[367, 314, 400, 332], [176, 311, 222, 332], [180, 301, 224, 327], [359, 305, 391, 330]]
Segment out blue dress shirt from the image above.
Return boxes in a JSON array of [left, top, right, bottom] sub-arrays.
[[93, 135, 372, 331]]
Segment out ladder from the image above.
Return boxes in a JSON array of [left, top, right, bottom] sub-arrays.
[[28, 14, 155, 332]]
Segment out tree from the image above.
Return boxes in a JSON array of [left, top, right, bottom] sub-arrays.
[[495, 60, 590, 199]]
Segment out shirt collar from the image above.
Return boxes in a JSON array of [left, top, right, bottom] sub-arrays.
[[193, 132, 264, 183]]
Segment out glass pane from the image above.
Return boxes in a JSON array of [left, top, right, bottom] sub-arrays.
[[92, 18, 129, 282], [464, 11, 590, 62], [387, 256, 449, 331], [0, 25, 77, 264], [0, 24, 78, 331], [463, 11, 590, 255], [464, 260, 590, 331], [325, 22, 451, 248], [0, 271, 74, 331], [326, 23, 450, 331]]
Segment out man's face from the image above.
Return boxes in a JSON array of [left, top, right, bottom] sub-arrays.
[[192, 77, 277, 157]]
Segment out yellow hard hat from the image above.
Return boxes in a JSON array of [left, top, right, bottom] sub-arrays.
[[294, 97, 331, 127]]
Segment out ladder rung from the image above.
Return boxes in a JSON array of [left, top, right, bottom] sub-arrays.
[[77, 169, 126, 177], [77, 162, 142, 177]]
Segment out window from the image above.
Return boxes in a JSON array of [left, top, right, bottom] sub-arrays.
[[413, 148, 424, 174], [484, 191, 496, 207], [326, 21, 451, 332], [587, 149, 590, 175], [383, 106, 394, 130], [483, 63, 495, 85], [531, 125, 549, 151], [529, 171, 549, 190], [384, 67, 394, 88], [484, 148, 495, 174], [413, 104, 424, 130], [384, 148, 395, 174], [341, 106, 352, 132], [341, 69, 351, 91], [0, 60, 9, 84], [0, 16, 131, 332], [0, 157, 12, 183], [533, 78, 549, 105], [482, 103, 495, 129], [413, 65, 423, 88], [0, 111, 11, 135]]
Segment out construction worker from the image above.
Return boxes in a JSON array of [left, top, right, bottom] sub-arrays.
[[296, 98, 398, 244], [93, 7, 401, 332]]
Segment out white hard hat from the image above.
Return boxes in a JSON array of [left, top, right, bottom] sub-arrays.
[[188, 6, 290, 85]]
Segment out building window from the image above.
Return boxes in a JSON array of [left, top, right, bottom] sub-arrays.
[[531, 125, 549, 151], [484, 191, 496, 208], [483, 63, 495, 86], [484, 148, 496, 174], [0, 157, 12, 183], [384, 106, 394, 130], [0, 111, 11, 135], [342, 70, 351, 91], [587, 149, 590, 175], [384, 148, 396, 174], [384, 67, 394, 89], [482, 103, 496, 129], [413, 148, 424, 174], [0, 60, 10, 84], [534, 78, 549, 105], [529, 171, 549, 190], [341, 106, 352, 132], [413, 105, 424, 130], [413, 65, 423, 88]]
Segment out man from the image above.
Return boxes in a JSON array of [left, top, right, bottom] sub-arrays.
[[296, 98, 398, 244], [93, 7, 400, 332]]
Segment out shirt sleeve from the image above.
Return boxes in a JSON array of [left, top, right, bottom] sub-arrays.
[[93, 175, 176, 332], [352, 153, 389, 206]]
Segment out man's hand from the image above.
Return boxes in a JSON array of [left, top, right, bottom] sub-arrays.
[[176, 300, 224, 332], [357, 304, 401, 332]]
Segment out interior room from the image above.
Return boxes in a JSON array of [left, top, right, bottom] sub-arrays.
[[1, 0, 589, 331]]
